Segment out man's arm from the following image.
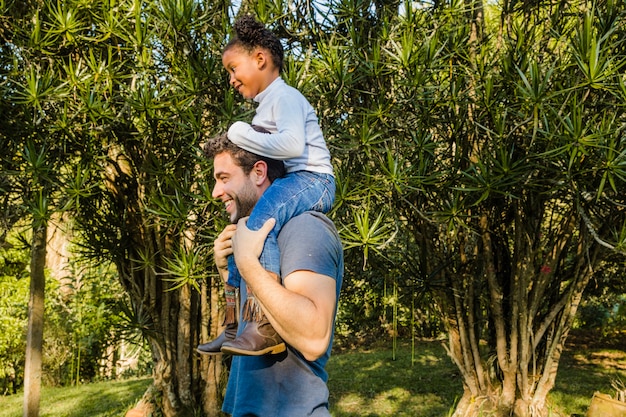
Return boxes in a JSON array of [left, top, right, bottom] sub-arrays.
[[231, 217, 336, 361]]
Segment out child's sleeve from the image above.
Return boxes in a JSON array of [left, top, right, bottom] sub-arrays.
[[228, 97, 307, 160]]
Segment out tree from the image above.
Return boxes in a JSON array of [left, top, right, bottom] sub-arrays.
[[2, 0, 233, 414], [3, 0, 625, 416], [304, 1, 626, 416], [0, 241, 30, 395], [0, 0, 71, 412]]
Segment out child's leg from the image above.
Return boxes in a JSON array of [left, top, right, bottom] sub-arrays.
[[196, 283, 238, 355], [227, 171, 334, 282], [244, 171, 335, 273], [226, 257, 241, 288]]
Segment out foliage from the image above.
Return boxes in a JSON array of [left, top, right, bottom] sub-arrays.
[[0, 231, 150, 392], [575, 256, 626, 333], [294, 0, 626, 415], [2, 0, 626, 415], [43, 259, 151, 386], [2, 0, 231, 414], [576, 294, 626, 333], [0, 239, 29, 395]]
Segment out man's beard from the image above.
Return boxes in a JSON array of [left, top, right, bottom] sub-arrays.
[[230, 185, 257, 223]]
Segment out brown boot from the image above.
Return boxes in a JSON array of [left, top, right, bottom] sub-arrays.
[[197, 321, 237, 355], [197, 285, 238, 355], [220, 294, 285, 356]]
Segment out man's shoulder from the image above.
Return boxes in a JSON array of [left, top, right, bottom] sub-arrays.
[[279, 212, 343, 279], [284, 211, 337, 233], [279, 212, 341, 249]]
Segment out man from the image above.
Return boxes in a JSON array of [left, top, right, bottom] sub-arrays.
[[201, 133, 343, 416]]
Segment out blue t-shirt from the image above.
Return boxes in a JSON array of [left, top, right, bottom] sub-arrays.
[[222, 212, 344, 417]]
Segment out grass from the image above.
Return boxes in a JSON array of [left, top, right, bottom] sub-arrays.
[[0, 377, 151, 417], [548, 331, 626, 416], [1, 333, 624, 416], [327, 332, 626, 417], [328, 340, 461, 417]]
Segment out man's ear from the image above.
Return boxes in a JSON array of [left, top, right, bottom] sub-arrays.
[[251, 160, 269, 185]]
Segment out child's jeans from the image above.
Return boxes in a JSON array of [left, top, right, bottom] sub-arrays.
[[226, 171, 335, 287]]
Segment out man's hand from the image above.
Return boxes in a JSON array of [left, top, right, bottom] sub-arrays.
[[232, 217, 276, 267], [214, 224, 237, 279]]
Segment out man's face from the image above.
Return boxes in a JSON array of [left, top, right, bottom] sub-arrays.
[[212, 152, 258, 223]]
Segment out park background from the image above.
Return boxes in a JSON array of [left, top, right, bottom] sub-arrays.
[[1, 0, 626, 416]]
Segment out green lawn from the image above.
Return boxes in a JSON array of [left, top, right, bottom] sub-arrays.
[[1, 335, 624, 416], [0, 378, 150, 417], [328, 337, 626, 417], [328, 340, 461, 417]]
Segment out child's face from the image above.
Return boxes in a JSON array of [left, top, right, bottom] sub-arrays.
[[222, 46, 267, 100]]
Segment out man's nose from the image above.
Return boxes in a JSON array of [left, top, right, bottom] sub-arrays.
[[212, 183, 222, 199]]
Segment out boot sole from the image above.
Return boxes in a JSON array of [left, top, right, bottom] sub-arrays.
[[196, 348, 224, 356], [221, 342, 286, 356]]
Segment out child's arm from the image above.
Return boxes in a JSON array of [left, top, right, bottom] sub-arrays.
[[228, 98, 308, 160]]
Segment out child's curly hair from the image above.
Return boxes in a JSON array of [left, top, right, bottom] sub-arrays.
[[224, 14, 284, 73]]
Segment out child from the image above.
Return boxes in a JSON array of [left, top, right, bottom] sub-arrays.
[[197, 15, 335, 356]]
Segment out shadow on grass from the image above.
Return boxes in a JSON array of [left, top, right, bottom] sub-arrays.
[[69, 378, 151, 417], [328, 340, 461, 417], [328, 334, 626, 417], [0, 378, 151, 417], [550, 332, 626, 416]]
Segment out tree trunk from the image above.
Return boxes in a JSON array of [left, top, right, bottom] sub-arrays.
[[23, 221, 47, 417], [109, 191, 225, 416], [200, 277, 228, 416], [445, 209, 602, 417], [117, 258, 221, 416]]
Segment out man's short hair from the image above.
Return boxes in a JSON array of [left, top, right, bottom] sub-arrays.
[[203, 130, 285, 182]]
